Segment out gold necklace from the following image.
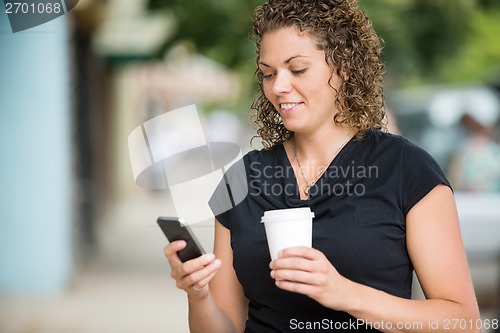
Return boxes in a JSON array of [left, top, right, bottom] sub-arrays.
[[292, 127, 353, 199]]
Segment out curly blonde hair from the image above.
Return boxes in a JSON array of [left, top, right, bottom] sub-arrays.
[[252, 0, 386, 149]]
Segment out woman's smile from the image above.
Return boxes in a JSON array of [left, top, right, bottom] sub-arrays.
[[279, 102, 303, 115], [259, 26, 342, 134]]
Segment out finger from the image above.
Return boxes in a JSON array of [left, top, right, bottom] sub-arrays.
[[178, 259, 221, 290], [270, 256, 317, 273], [191, 260, 221, 289], [278, 246, 322, 260], [179, 253, 216, 275], [275, 278, 318, 296], [271, 268, 326, 286], [170, 253, 216, 283], [164, 241, 186, 265]]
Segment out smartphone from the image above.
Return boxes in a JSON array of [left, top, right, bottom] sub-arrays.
[[157, 216, 205, 262]]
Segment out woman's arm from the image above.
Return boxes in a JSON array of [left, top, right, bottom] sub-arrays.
[[165, 219, 247, 333], [343, 185, 480, 332], [271, 185, 480, 332]]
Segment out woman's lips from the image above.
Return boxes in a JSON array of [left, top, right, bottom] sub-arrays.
[[279, 102, 302, 114]]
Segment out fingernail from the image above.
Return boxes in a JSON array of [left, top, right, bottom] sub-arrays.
[[206, 253, 215, 261], [270, 270, 275, 278], [213, 259, 221, 267]]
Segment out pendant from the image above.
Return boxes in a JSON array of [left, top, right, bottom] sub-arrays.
[[304, 185, 311, 199]]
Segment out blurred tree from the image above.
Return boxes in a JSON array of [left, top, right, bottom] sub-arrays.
[[476, 0, 500, 9], [438, 8, 500, 83], [148, 0, 261, 69], [147, 0, 499, 88], [359, 0, 474, 86]]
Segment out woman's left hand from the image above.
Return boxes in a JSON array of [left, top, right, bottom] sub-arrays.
[[269, 246, 350, 311]]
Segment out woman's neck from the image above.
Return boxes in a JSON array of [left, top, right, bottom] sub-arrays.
[[289, 125, 355, 161]]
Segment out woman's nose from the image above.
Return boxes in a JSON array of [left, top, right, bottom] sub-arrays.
[[272, 72, 292, 95]]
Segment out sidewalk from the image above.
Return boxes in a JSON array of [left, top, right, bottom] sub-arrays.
[[0, 194, 498, 333], [0, 194, 201, 333]]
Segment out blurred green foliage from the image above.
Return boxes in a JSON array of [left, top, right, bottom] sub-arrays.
[[438, 9, 500, 84], [359, 0, 500, 87], [359, 0, 472, 86], [147, 0, 500, 88], [148, 0, 260, 69]]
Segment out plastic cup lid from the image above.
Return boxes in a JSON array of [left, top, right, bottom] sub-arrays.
[[261, 207, 315, 223]]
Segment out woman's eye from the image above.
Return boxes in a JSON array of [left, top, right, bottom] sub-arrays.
[[262, 73, 275, 80], [292, 68, 307, 75]]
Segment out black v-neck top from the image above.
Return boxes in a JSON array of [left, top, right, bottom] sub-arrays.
[[209, 129, 450, 332]]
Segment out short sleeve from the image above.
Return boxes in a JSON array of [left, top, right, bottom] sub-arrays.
[[209, 180, 231, 228], [401, 139, 451, 215], [208, 155, 249, 229]]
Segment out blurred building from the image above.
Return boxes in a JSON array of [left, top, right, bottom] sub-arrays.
[[0, 0, 246, 295]]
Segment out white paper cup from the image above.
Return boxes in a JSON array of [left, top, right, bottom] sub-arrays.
[[261, 207, 315, 260]]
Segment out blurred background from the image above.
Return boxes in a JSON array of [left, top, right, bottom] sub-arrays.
[[0, 0, 499, 332]]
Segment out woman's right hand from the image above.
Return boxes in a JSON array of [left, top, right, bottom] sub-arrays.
[[164, 240, 222, 300]]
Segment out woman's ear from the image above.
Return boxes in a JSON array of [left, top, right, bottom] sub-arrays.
[[340, 68, 348, 81], [332, 67, 348, 82]]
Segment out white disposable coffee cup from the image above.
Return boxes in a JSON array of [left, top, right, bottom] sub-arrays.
[[261, 207, 315, 260]]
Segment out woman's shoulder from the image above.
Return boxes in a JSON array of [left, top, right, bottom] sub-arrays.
[[363, 128, 408, 145], [357, 129, 439, 167], [363, 129, 427, 153], [356, 129, 406, 154], [243, 144, 284, 163]]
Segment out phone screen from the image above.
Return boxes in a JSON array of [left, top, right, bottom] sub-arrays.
[[157, 217, 205, 262]]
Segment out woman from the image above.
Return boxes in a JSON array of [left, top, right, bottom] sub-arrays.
[[164, 0, 480, 332]]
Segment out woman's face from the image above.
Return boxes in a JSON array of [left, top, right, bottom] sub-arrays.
[[258, 26, 342, 135]]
